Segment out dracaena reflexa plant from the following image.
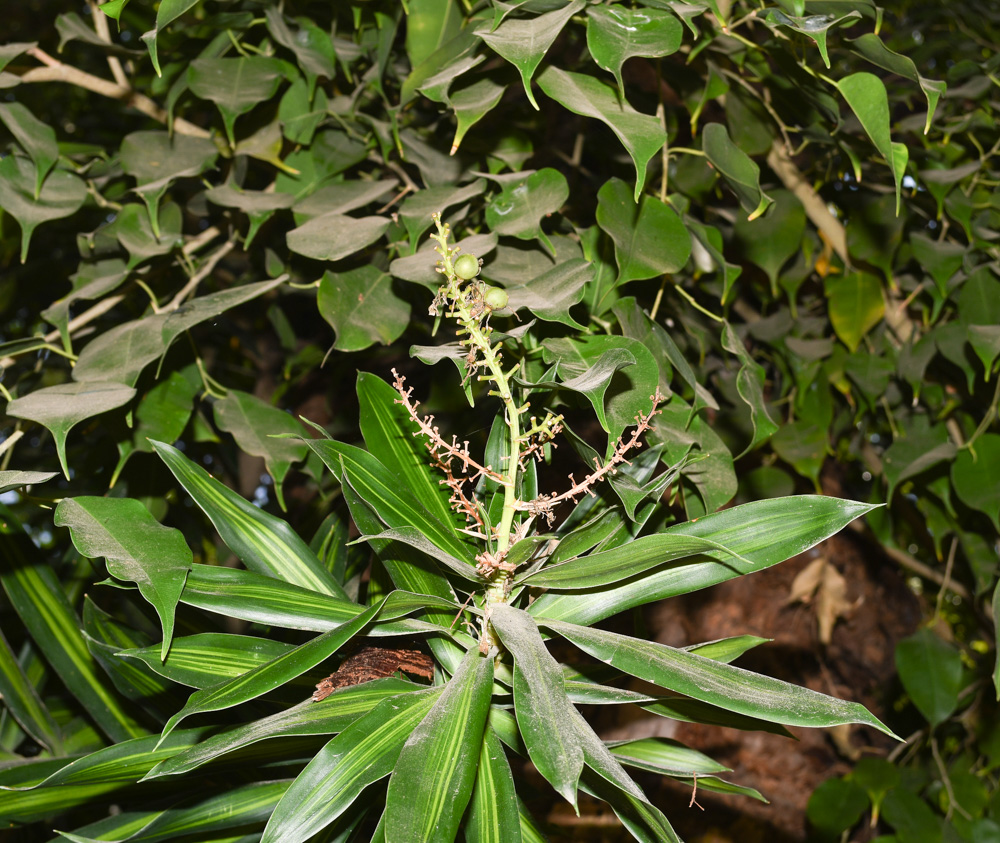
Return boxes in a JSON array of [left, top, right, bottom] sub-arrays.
[[7, 215, 897, 843]]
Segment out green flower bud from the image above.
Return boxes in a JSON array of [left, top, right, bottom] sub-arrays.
[[454, 253, 480, 280]]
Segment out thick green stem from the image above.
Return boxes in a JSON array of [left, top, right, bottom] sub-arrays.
[[429, 215, 525, 651]]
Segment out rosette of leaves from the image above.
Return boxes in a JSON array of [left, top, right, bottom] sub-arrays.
[[0, 227, 896, 842]]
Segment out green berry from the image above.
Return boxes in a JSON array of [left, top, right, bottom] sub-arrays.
[[454, 253, 480, 280], [484, 286, 508, 310]]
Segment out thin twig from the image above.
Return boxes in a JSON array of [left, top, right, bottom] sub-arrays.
[[86, 0, 129, 88], [17, 48, 209, 138], [166, 240, 236, 311], [935, 537, 959, 618]]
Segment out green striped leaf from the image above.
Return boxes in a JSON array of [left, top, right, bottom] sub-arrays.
[[152, 440, 345, 599], [5, 728, 207, 790], [529, 496, 879, 625], [465, 726, 521, 843], [308, 439, 472, 566], [82, 598, 181, 721], [54, 496, 192, 659], [385, 648, 494, 842], [543, 619, 897, 737], [517, 533, 749, 590], [605, 738, 728, 776], [570, 708, 681, 843], [360, 526, 483, 583], [341, 477, 468, 675], [119, 633, 295, 689], [0, 624, 62, 754], [179, 564, 449, 636], [57, 779, 290, 843], [357, 372, 464, 536], [146, 677, 421, 779], [488, 604, 583, 808], [0, 507, 146, 743], [158, 596, 385, 744], [261, 688, 443, 843]]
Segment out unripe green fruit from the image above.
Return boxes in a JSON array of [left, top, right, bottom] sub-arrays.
[[484, 286, 508, 310], [453, 253, 480, 280]]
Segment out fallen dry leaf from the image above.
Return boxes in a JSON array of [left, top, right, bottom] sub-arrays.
[[787, 557, 856, 644]]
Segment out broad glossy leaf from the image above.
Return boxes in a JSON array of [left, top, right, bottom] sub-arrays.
[[895, 628, 962, 726], [0, 470, 58, 495], [450, 77, 507, 154], [489, 604, 583, 807], [158, 597, 385, 743], [6, 382, 135, 478], [541, 335, 660, 444], [0, 626, 62, 754], [529, 496, 878, 625], [0, 102, 57, 198], [120, 131, 218, 233], [732, 189, 806, 294], [0, 156, 87, 262], [466, 726, 521, 843], [140, 0, 199, 75], [0, 41, 36, 73], [188, 56, 286, 144], [502, 257, 593, 328], [537, 67, 666, 199], [596, 177, 691, 284], [70, 314, 169, 386], [882, 417, 955, 502], [0, 507, 146, 743], [119, 633, 294, 689], [485, 168, 568, 253], [162, 277, 289, 346], [825, 270, 884, 352], [113, 367, 200, 484], [385, 648, 494, 842], [721, 322, 778, 455], [702, 122, 773, 220], [292, 179, 398, 222], [544, 620, 895, 736], [153, 440, 345, 598], [586, 6, 683, 98], [849, 33, 945, 133], [398, 179, 486, 247], [318, 265, 409, 352], [835, 72, 907, 212], [518, 533, 747, 590], [54, 497, 192, 659], [478, 1, 584, 109], [951, 434, 1000, 532], [762, 9, 861, 68], [265, 6, 336, 79], [289, 213, 390, 261], [213, 389, 307, 511], [261, 688, 442, 843], [146, 678, 420, 778], [111, 201, 183, 269], [205, 183, 296, 237], [520, 348, 636, 434], [406, 0, 463, 69]]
